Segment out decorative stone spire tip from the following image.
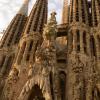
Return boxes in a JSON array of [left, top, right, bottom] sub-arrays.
[[18, 0, 30, 15]]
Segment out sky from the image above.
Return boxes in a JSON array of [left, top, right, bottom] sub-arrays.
[[0, 0, 64, 33]]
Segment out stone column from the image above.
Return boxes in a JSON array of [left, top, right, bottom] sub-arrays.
[[92, 1, 95, 26], [44, 74, 52, 100], [95, 36, 100, 72], [86, 78, 93, 100], [53, 72, 61, 100], [87, 33, 91, 56], [29, 41, 37, 64], [16, 42, 26, 65], [69, 0, 73, 23], [0, 56, 9, 75], [73, 29, 77, 52], [16, 49, 22, 65], [11, 16, 22, 45], [80, 30, 84, 54], [78, 0, 82, 22], [73, 0, 76, 22], [67, 70, 74, 100], [68, 30, 73, 53], [95, 0, 100, 24], [84, 0, 89, 25], [0, 55, 4, 67], [22, 41, 30, 62], [4, 16, 19, 46], [95, 36, 100, 60]]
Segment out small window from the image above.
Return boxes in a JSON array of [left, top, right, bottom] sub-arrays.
[[76, 30, 80, 52], [28, 41, 33, 51], [90, 36, 96, 57], [57, 59, 66, 63], [83, 31, 87, 54], [50, 72, 54, 100]]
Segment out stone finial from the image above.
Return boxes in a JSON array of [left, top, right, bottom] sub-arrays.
[[43, 11, 57, 40], [49, 11, 57, 25], [18, 0, 29, 15]]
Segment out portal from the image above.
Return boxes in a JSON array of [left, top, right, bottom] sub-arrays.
[[28, 85, 45, 100]]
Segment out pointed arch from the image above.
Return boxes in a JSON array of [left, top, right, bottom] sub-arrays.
[[28, 85, 45, 100], [18, 76, 52, 100]]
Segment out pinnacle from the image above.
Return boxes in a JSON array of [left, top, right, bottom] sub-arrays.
[[18, 0, 30, 15], [49, 12, 57, 25]]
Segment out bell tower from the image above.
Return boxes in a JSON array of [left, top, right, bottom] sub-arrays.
[[67, 0, 94, 100], [62, 0, 69, 24], [0, 0, 48, 100], [15, 0, 48, 66], [0, 0, 29, 47], [0, 0, 29, 98]]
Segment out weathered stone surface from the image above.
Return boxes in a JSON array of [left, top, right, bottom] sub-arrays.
[[0, 0, 100, 100]]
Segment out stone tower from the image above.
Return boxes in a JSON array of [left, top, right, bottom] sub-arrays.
[[62, 0, 69, 24], [0, 0, 48, 99], [66, 0, 100, 99], [0, 0, 29, 97], [0, 0, 100, 100]]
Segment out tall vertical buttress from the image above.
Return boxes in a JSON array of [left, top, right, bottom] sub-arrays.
[[24, 0, 48, 34], [91, 0, 100, 26], [62, 0, 69, 24], [15, 0, 48, 65], [67, 1, 92, 100], [91, 0, 100, 72], [68, 0, 90, 54], [0, 0, 29, 48], [69, 0, 89, 24]]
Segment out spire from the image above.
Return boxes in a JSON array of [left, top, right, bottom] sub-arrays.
[[0, 0, 28, 48], [69, 0, 89, 24], [24, 0, 48, 34], [62, 0, 69, 24], [91, 0, 100, 26], [18, 0, 29, 15], [43, 12, 57, 40]]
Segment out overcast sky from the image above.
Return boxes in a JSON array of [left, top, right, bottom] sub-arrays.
[[0, 0, 64, 33]]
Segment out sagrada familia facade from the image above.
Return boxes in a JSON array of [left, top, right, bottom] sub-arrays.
[[0, 0, 100, 100]]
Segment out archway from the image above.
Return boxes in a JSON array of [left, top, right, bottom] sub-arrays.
[[59, 71, 66, 100], [28, 85, 45, 100]]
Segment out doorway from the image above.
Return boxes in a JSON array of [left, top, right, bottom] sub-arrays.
[[28, 85, 45, 100]]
